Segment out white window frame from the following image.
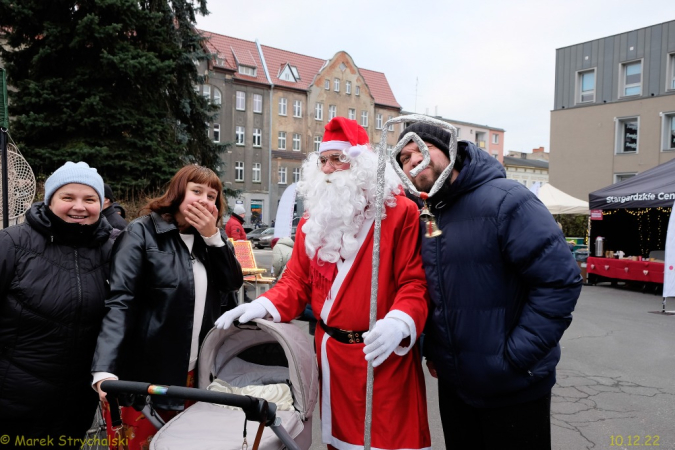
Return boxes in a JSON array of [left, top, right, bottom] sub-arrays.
[[456, 127, 461, 138], [238, 65, 256, 77], [253, 128, 261, 147], [661, 111, 675, 151], [620, 60, 642, 98], [314, 136, 322, 152], [315, 103, 323, 121], [236, 91, 246, 110], [202, 85, 211, 100], [213, 88, 222, 106], [355, 86, 360, 96], [614, 172, 637, 183], [278, 97, 287, 116], [346, 81, 351, 94], [361, 111, 368, 127], [252, 163, 261, 183], [376, 114, 383, 130], [278, 131, 286, 150], [213, 123, 220, 143], [293, 100, 302, 118], [576, 69, 596, 104], [253, 94, 263, 113], [235, 161, 244, 182], [236, 126, 245, 146], [388, 116, 394, 131], [278, 167, 287, 185], [492, 133, 499, 144], [329, 105, 337, 120], [292, 133, 301, 151], [334, 78, 340, 92], [348, 108, 356, 120], [668, 53, 675, 91], [614, 116, 639, 154], [292, 167, 301, 183], [324, 79, 330, 90]]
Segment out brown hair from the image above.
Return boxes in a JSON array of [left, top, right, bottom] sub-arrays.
[[142, 165, 226, 226]]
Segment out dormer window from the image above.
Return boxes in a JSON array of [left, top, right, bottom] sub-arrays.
[[278, 64, 299, 83], [238, 65, 256, 77]]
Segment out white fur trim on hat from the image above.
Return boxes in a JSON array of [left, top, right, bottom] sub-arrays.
[[318, 140, 351, 153]]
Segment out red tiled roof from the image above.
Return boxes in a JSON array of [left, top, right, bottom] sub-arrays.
[[360, 68, 400, 109], [199, 30, 269, 85], [198, 30, 400, 107], [260, 44, 326, 91]]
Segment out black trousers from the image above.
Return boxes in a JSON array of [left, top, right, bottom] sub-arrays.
[[438, 381, 552, 450]]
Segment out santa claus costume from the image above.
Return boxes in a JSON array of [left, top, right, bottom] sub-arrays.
[[217, 117, 431, 450]]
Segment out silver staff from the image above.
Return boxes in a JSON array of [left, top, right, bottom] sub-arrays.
[[364, 114, 457, 449]]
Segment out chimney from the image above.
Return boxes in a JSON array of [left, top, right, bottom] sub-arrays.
[[533, 146, 544, 153]]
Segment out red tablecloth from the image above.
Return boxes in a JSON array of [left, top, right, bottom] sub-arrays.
[[586, 257, 664, 284]]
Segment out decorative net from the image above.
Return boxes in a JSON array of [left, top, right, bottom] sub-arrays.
[[0, 142, 36, 222]]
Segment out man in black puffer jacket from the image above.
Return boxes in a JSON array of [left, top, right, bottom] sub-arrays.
[[396, 122, 582, 450]]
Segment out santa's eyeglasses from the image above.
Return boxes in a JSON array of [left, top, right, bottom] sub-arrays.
[[317, 153, 351, 170]]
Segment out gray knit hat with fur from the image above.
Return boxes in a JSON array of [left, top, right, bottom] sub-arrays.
[[44, 161, 105, 207]]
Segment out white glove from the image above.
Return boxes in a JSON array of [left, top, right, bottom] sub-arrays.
[[214, 302, 268, 329], [362, 317, 410, 367]]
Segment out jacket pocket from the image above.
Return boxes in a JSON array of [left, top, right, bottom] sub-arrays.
[[145, 250, 179, 289]]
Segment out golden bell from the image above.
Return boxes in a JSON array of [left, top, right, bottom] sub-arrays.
[[423, 217, 443, 238]]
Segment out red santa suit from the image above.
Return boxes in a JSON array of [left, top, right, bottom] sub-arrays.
[[257, 195, 431, 450]]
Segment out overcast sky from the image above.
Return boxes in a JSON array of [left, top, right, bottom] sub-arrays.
[[196, 0, 673, 153]]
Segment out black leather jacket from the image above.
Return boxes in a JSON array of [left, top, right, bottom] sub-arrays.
[[92, 212, 243, 409]]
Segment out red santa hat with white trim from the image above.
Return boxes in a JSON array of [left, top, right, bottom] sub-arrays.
[[319, 117, 370, 158]]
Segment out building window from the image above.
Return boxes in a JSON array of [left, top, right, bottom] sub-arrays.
[[355, 86, 360, 96], [293, 100, 302, 118], [577, 69, 595, 103], [252, 163, 261, 183], [213, 123, 220, 143], [614, 173, 636, 183], [236, 126, 245, 146], [615, 117, 638, 154], [253, 94, 262, 113], [492, 133, 499, 144], [346, 81, 351, 94], [292, 133, 301, 151], [253, 128, 261, 147], [348, 108, 356, 120], [314, 136, 322, 152], [456, 127, 461, 138], [324, 79, 330, 90], [278, 97, 287, 116], [236, 91, 246, 110], [238, 65, 256, 76], [278, 131, 286, 150], [361, 111, 368, 127], [388, 116, 394, 131], [278, 167, 287, 185], [662, 112, 675, 151], [669, 53, 675, 91], [235, 161, 244, 181], [329, 105, 337, 120], [213, 88, 222, 106], [334, 78, 340, 92], [315, 103, 323, 121], [621, 61, 642, 97], [293, 167, 301, 183], [376, 114, 383, 130], [202, 85, 210, 100]]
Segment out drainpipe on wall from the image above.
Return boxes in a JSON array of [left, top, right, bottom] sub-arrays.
[[256, 39, 274, 223]]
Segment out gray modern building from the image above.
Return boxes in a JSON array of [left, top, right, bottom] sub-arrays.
[[550, 20, 675, 200]]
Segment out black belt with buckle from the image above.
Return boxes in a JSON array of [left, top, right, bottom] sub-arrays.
[[319, 320, 367, 344]]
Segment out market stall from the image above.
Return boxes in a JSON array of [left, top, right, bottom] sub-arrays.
[[587, 158, 675, 287]]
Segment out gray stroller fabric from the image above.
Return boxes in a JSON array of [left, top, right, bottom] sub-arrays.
[[149, 319, 319, 450]]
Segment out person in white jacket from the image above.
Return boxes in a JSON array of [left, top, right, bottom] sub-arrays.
[[272, 236, 294, 278]]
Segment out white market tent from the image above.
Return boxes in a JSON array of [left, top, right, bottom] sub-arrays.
[[531, 182, 589, 215]]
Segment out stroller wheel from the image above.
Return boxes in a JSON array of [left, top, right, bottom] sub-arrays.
[[82, 403, 108, 450]]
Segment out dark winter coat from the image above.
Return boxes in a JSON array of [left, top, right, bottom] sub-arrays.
[[91, 212, 243, 410], [421, 141, 582, 408], [102, 204, 128, 230], [0, 202, 114, 437]]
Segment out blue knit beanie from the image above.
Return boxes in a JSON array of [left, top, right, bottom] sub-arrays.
[[44, 161, 105, 207]]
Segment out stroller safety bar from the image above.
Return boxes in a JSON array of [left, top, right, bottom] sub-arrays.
[[100, 380, 278, 426]]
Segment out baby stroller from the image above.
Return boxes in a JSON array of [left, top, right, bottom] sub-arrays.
[[103, 319, 318, 450]]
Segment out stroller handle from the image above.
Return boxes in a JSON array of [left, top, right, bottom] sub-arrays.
[[100, 380, 277, 425]]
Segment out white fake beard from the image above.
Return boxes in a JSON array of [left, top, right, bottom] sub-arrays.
[[298, 152, 400, 264]]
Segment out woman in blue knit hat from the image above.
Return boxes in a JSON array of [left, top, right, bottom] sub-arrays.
[[0, 161, 115, 448]]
